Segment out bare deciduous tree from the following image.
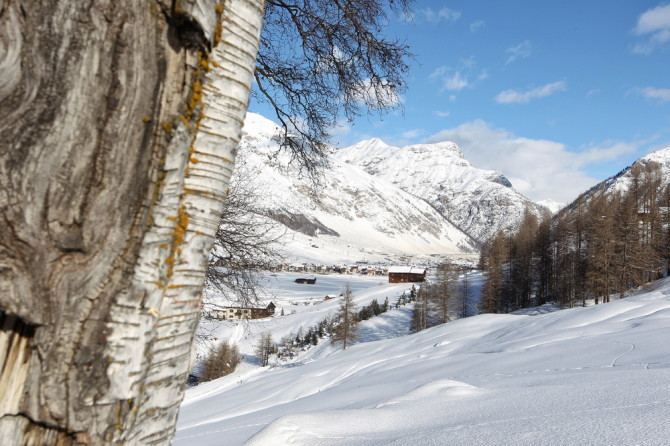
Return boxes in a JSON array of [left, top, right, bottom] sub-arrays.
[[255, 332, 275, 367], [205, 161, 286, 308], [254, 0, 413, 175]]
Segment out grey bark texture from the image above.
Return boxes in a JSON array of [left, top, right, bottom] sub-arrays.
[[0, 0, 264, 444]]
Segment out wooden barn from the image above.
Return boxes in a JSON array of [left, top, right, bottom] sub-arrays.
[[388, 266, 427, 283], [208, 302, 276, 320]]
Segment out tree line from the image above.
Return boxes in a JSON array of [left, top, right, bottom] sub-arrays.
[[409, 262, 475, 333], [479, 161, 670, 313]]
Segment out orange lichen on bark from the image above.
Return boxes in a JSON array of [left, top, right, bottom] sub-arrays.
[[164, 205, 189, 278]]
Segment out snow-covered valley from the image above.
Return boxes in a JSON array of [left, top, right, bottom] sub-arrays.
[[173, 113, 670, 446], [176, 272, 670, 445]]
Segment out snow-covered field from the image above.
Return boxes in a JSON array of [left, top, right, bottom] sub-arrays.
[[198, 272, 416, 358], [176, 275, 670, 445]]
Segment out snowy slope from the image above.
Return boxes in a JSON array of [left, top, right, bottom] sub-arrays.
[[198, 272, 417, 359], [234, 114, 478, 263], [176, 278, 670, 446], [537, 199, 565, 214], [335, 138, 549, 243], [604, 146, 670, 194]]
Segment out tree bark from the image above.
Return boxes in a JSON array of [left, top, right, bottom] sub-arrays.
[[0, 0, 264, 444]]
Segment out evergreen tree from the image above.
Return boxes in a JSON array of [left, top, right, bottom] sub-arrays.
[[370, 298, 382, 316]]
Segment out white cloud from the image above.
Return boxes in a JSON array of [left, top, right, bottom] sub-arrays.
[[574, 141, 640, 167], [505, 40, 533, 64], [328, 119, 351, 141], [430, 58, 488, 94], [443, 72, 469, 91], [434, 110, 450, 118], [401, 129, 424, 140], [632, 4, 670, 53], [495, 81, 566, 104], [424, 120, 640, 203], [470, 20, 485, 32], [403, 7, 461, 25], [638, 86, 670, 102]]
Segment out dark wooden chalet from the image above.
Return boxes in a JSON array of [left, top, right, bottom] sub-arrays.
[[388, 266, 427, 283]]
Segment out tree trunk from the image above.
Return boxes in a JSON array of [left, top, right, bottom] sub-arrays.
[[0, 0, 264, 444]]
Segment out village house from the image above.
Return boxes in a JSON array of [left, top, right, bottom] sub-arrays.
[[387, 266, 427, 283], [207, 302, 276, 320]]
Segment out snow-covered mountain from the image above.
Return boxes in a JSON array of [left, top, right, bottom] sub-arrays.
[[235, 113, 478, 263], [602, 146, 670, 194], [335, 138, 550, 243], [558, 145, 670, 216]]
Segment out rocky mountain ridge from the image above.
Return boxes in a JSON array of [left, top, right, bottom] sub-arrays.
[[234, 113, 479, 263], [334, 137, 550, 243]]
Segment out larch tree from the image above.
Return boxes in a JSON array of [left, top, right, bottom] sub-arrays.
[[512, 211, 539, 309], [480, 231, 507, 314], [434, 262, 457, 323], [0, 0, 265, 443], [332, 283, 358, 350], [458, 270, 472, 319], [203, 161, 286, 309], [585, 189, 617, 304], [660, 183, 670, 276], [534, 215, 553, 306], [410, 284, 429, 332]]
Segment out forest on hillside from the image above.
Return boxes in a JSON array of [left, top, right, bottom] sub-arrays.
[[479, 161, 670, 313]]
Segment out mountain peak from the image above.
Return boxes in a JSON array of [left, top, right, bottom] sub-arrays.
[[641, 145, 670, 165], [405, 141, 465, 160], [333, 137, 546, 243], [242, 112, 283, 139]]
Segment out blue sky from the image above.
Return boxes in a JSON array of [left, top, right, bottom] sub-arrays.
[[249, 1, 670, 203]]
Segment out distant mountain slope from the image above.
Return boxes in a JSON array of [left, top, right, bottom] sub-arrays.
[[603, 146, 670, 194], [335, 138, 549, 243], [559, 146, 670, 216], [234, 113, 478, 262]]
